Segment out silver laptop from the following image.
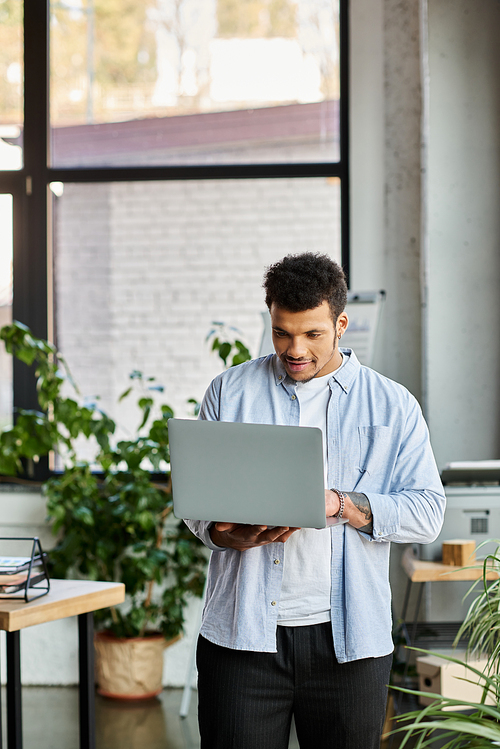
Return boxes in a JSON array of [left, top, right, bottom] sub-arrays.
[[169, 418, 345, 529]]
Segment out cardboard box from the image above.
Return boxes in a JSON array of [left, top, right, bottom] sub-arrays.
[[442, 539, 476, 566], [416, 651, 493, 709]]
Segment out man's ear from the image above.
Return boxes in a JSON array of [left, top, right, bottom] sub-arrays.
[[337, 312, 349, 337]]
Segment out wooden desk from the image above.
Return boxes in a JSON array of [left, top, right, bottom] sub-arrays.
[[0, 579, 125, 749], [398, 549, 499, 688]]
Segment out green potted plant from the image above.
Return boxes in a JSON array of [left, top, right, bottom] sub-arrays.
[[390, 543, 500, 746], [391, 657, 500, 747], [0, 321, 207, 699]]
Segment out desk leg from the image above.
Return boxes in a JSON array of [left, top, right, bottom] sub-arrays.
[[6, 631, 22, 749], [402, 582, 425, 686], [78, 613, 96, 749]]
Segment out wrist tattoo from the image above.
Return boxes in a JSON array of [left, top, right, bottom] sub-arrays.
[[349, 492, 373, 533]]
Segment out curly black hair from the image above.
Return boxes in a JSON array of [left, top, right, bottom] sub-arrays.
[[263, 253, 347, 321]]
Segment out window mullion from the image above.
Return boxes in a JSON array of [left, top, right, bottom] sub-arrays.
[[11, 0, 51, 479]]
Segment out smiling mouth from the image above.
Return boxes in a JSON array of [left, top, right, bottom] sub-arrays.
[[285, 358, 312, 372]]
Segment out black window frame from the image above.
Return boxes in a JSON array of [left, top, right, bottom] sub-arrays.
[[1, 0, 350, 480]]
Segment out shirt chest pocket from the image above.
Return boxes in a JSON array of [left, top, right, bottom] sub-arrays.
[[357, 425, 391, 476]]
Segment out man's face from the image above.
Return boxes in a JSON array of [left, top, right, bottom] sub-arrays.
[[270, 301, 349, 383]]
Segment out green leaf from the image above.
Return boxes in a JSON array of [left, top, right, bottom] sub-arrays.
[[218, 342, 231, 364], [73, 506, 95, 526], [187, 398, 200, 417], [231, 352, 250, 366], [118, 386, 132, 402], [138, 406, 151, 431]]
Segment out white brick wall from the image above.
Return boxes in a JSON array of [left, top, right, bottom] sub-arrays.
[[54, 183, 114, 408], [55, 177, 341, 433]]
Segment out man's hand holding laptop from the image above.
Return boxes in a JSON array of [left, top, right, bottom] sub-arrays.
[[209, 489, 350, 550], [209, 523, 300, 550]]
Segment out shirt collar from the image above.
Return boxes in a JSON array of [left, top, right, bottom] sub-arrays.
[[273, 355, 288, 385], [271, 348, 360, 392], [330, 348, 360, 394]]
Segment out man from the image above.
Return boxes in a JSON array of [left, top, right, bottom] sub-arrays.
[[185, 253, 445, 749]]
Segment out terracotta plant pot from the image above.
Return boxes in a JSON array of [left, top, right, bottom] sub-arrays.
[[94, 631, 181, 700]]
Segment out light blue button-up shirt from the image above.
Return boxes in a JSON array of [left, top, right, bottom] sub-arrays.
[[184, 349, 445, 662]]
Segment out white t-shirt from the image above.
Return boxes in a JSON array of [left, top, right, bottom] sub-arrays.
[[277, 357, 345, 627]]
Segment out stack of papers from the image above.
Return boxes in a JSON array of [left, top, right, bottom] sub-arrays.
[[0, 555, 47, 595], [0, 556, 32, 572]]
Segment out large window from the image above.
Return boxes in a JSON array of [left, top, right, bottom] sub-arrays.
[[50, 0, 340, 167], [0, 0, 349, 479]]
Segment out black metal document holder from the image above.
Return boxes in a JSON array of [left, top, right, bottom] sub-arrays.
[[0, 537, 50, 603]]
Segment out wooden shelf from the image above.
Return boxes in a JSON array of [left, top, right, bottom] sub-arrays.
[[402, 547, 500, 583]]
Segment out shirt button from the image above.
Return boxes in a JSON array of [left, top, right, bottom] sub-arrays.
[[291, 394, 296, 400], [274, 559, 280, 565], [378, 531, 383, 536], [278, 375, 282, 380], [271, 601, 277, 606]]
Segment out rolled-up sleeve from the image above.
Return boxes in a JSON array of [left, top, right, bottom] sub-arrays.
[[360, 397, 446, 544], [183, 519, 228, 552]]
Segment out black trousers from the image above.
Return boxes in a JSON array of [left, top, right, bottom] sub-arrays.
[[197, 623, 392, 749]]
